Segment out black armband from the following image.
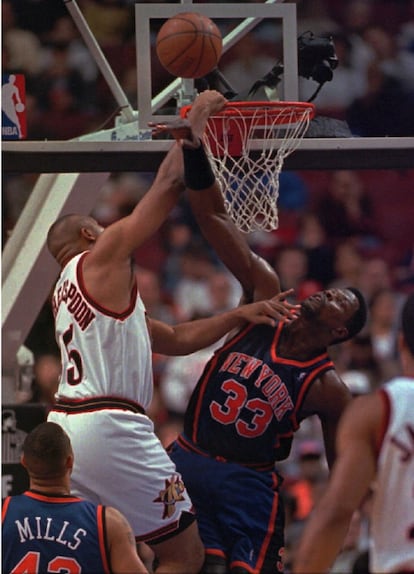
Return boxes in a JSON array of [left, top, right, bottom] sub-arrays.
[[183, 143, 216, 190]]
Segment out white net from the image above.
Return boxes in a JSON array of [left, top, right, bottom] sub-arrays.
[[202, 102, 314, 233]]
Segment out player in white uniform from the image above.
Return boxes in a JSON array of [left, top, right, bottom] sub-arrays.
[[46, 91, 300, 573], [293, 291, 414, 574]]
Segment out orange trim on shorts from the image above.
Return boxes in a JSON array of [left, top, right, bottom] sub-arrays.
[[255, 489, 279, 572], [135, 519, 180, 543], [206, 548, 226, 558]]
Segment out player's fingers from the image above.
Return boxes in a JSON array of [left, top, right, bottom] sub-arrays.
[[267, 300, 300, 322], [274, 288, 295, 301]]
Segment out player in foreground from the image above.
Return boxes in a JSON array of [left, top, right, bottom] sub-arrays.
[[293, 291, 414, 574], [2, 421, 148, 574], [46, 90, 298, 574], [152, 97, 367, 573]]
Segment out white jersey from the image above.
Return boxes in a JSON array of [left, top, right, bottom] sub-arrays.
[[49, 252, 195, 539], [52, 252, 153, 409], [370, 377, 414, 573]]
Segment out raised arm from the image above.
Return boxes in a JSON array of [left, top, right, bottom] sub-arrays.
[[89, 142, 184, 264], [153, 91, 281, 304], [81, 141, 185, 311]]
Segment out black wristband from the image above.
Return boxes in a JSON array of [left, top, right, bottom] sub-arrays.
[[183, 143, 216, 190]]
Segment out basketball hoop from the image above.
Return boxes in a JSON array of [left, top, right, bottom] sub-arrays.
[[180, 101, 315, 233]]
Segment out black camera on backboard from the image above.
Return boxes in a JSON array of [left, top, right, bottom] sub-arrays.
[[298, 31, 338, 85]]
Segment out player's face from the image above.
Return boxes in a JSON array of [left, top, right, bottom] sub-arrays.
[[301, 289, 358, 326]]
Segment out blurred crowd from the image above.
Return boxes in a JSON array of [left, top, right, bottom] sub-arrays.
[[2, 0, 414, 138], [2, 1, 414, 572]]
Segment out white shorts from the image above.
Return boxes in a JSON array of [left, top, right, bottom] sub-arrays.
[[48, 408, 195, 541]]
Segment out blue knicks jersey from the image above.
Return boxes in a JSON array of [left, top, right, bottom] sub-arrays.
[[2, 491, 111, 574], [182, 321, 334, 465]]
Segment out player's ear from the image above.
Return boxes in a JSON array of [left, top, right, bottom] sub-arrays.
[[66, 453, 74, 472], [20, 454, 27, 469], [80, 226, 97, 242]]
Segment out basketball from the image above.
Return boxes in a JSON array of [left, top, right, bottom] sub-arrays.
[[156, 12, 223, 79]]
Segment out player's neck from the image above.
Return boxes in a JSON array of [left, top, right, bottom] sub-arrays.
[[280, 322, 326, 360], [29, 478, 71, 496]]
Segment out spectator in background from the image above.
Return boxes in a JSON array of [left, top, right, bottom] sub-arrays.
[[218, 32, 276, 99], [357, 256, 394, 302], [33, 42, 98, 139], [172, 240, 217, 320], [315, 171, 379, 249], [161, 215, 195, 297], [2, 174, 39, 239], [296, 212, 336, 287], [31, 354, 61, 409], [136, 266, 179, 386], [136, 266, 177, 325], [295, 0, 338, 37], [363, 24, 414, 91], [368, 288, 402, 381], [346, 59, 414, 137], [329, 240, 363, 290], [395, 244, 414, 293], [284, 440, 328, 523], [79, 0, 134, 47], [206, 270, 241, 314], [398, 0, 414, 66], [42, 16, 99, 99], [334, 334, 383, 391], [340, 368, 372, 397], [273, 245, 322, 302], [2, 0, 44, 76], [36, 42, 91, 112], [335, 0, 375, 74]]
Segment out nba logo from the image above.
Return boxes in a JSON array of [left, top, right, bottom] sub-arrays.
[[2, 74, 27, 140]]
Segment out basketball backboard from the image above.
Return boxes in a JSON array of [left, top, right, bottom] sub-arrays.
[[135, 1, 299, 131]]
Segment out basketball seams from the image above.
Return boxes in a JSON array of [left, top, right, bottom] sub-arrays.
[[156, 12, 222, 78]]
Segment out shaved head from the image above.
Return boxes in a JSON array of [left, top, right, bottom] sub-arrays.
[[47, 214, 101, 262]]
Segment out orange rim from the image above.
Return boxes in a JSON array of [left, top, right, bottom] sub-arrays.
[[180, 100, 315, 123]]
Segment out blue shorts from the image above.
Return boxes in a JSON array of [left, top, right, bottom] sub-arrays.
[[169, 439, 285, 573]]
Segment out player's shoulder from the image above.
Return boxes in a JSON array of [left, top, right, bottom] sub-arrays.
[[105, 505, 130, 528]]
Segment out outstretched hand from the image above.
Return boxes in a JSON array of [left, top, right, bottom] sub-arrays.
[[237, 290, 301, 327], [148, 118, 199, 148], [149, 89, 227, 146]]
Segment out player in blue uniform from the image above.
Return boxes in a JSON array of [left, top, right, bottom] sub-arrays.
[[2, 421, 147, 574], [152, 98, 368, 574]]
